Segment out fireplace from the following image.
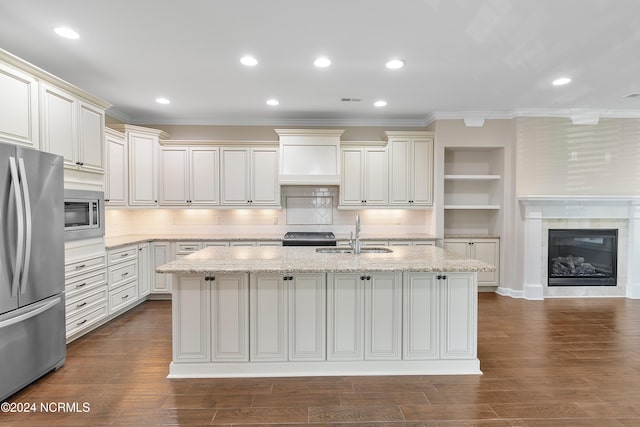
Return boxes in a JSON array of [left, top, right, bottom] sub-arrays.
[[548, 229, 617, 286]]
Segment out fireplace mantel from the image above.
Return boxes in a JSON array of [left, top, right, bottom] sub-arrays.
[[517, 196, 640, 299]]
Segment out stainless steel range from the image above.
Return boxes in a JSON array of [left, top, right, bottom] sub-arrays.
[[282, 231, 337, 246]]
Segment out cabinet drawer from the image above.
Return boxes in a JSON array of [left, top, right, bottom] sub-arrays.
[[108, 246, 138, 265], [109, 281, 138, 314], [66, 303, 108, 337], [108, 261, 137, 290], [66, 287, 108, 317], [176, 242, 202, 253], [65, 269, 107, 300], [65, 254, 107, 279]]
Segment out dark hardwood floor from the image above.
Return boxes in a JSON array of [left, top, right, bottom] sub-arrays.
[[2, 294, 640, 426]]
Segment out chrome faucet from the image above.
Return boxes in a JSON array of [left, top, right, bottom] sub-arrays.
[[350, 213, 361, 254]]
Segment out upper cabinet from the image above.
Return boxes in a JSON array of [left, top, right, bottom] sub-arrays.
[[159, 145, 219, 206], [104, 128, 127, 206], [340, 145, 388, 207], [385, 131, 434, 207], [0, 60, 39, 148], [40, 83, 105, 174], [220, 147, 280, 207]]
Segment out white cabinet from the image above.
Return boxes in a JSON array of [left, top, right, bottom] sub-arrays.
[[249, 273, 326, 362], [386, 132, 433, 207], [444, 238, 499, 286], [151, 241, 172, 294], [138, 243, 151, 298], [439, 273, 477, 359], [173, 273, 249, 363], [220, 147, 280, 206], [340, 146, 388, 207], [327, 272, 401, 361], [403, 272, 439, 360], [107, 245, 139, 315], [159, 146, 219, 206], [0, 60, 39, 148], [41, 83, 105, 174], [104, 128, 127, 206]]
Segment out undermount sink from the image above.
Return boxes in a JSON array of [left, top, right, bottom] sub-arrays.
[[315, 247, 393, 254]]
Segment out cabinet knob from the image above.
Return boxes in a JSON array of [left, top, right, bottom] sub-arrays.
[[283, 276, 288, 281], [360, 275, 366, 281], [366, 275, 371, 281]]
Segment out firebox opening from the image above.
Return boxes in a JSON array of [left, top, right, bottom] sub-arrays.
[[548, 229, 618, 286]]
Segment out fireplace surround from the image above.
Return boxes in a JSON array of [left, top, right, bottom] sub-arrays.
[[517, 196, 640, 299]]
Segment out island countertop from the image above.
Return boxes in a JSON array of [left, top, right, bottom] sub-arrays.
[[156, 245, 495, 274]]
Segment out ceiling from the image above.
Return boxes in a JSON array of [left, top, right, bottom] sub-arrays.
[[2, 0, 640, 126]]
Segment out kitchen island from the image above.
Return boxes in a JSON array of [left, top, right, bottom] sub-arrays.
[[157, 245, 494, 378]]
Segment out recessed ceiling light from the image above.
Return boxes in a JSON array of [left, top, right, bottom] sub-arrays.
[[314, 57, 331, 68], [374, 100, 387, 107], [155, 97, 170, 105], [386, 59, 405, 69], [240, 56, 258, 66], [54, 27, 79, 39], [552, 77, 572, 86], [266, 99, 279, 106]]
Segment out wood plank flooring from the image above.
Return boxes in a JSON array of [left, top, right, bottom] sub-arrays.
[[2, 294, 640, 426]]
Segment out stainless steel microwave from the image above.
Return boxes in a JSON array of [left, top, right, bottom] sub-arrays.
[[64, 189, 105, 241]]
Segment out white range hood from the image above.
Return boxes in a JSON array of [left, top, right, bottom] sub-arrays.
[[276, 129, 344, 185]]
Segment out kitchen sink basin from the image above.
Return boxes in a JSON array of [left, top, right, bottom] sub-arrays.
[[315, 247, 393, 254]]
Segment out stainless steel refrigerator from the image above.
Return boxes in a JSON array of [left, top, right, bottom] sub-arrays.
[[0, 142, 66, 401]]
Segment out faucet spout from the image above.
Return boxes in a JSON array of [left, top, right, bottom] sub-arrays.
[[354, 213, 361, 254]]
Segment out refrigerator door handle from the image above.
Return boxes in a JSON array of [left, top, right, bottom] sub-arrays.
[[8, 157, 25, 299], [17, 158, 32, 295], [0, 296, 61, 329]]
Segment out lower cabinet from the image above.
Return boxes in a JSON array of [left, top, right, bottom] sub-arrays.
[[444, 238, 499, 287], [151, 241, 172, 294], [107, 245, 139, 315]]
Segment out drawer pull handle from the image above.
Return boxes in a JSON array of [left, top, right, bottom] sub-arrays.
[[120, 253, 129, 257], [76, 302, 87, 308], [75, 283, 87, 288], [77, 319, 88, 326], [122, 294, 129, 300], [75, 264, 86, 269], [121, 272, 129, 277]]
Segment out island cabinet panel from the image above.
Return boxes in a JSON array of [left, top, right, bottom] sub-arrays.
[[364, 273, 402, 360], [440, 273, 477, 359], [288, 274, 326, 361], [327, 274, 364, 361], [211, 274, 249, 361], [250, 274, 287, 361], [403, 273, 439, 360], [173, 275, 210, 362]]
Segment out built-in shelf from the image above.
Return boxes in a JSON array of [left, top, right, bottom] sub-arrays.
[[444, 175, 501, 181], [444, 205, 501, 210]]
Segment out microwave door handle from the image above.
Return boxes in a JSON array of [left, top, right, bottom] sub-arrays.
[[18, 158, 32, 294], [8, 157, 25, 299]]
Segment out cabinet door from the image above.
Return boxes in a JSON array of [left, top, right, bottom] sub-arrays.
[[173, 275, 210, 362], [251, 148, 279, 205], [159, 146, 189, 205], [77, 101, 104, 173], [129, 132, 157, 205], [105, 130, 127, 206], [403, 272, 439, 360], [363, 148, 388, 205], [410, 138, 433, 205], [471, 239, 499, 285], [220, 148, 249, 205], [364, 273, 401, 360], [289, 274, 326, 361], [440, 273, 477, 359], [250, 274, 287, 361], [340, 148, 364, 205], [138, 243, 150, 298], [190, 147, 219, 205], [443, 240, 470, 258], [151, 242, 171, 293], [0, 61, 39, 148], [41, 83, 77, 168], [211, 274, 249, 361], [327, 273, 364, 360], [388, 138, 411, 205]]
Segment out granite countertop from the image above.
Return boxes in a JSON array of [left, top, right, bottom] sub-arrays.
[[156, 245, 494, 274], [105, 233, 439, 250]]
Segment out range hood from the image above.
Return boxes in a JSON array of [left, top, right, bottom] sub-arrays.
[[276, 129, 344, 185]]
